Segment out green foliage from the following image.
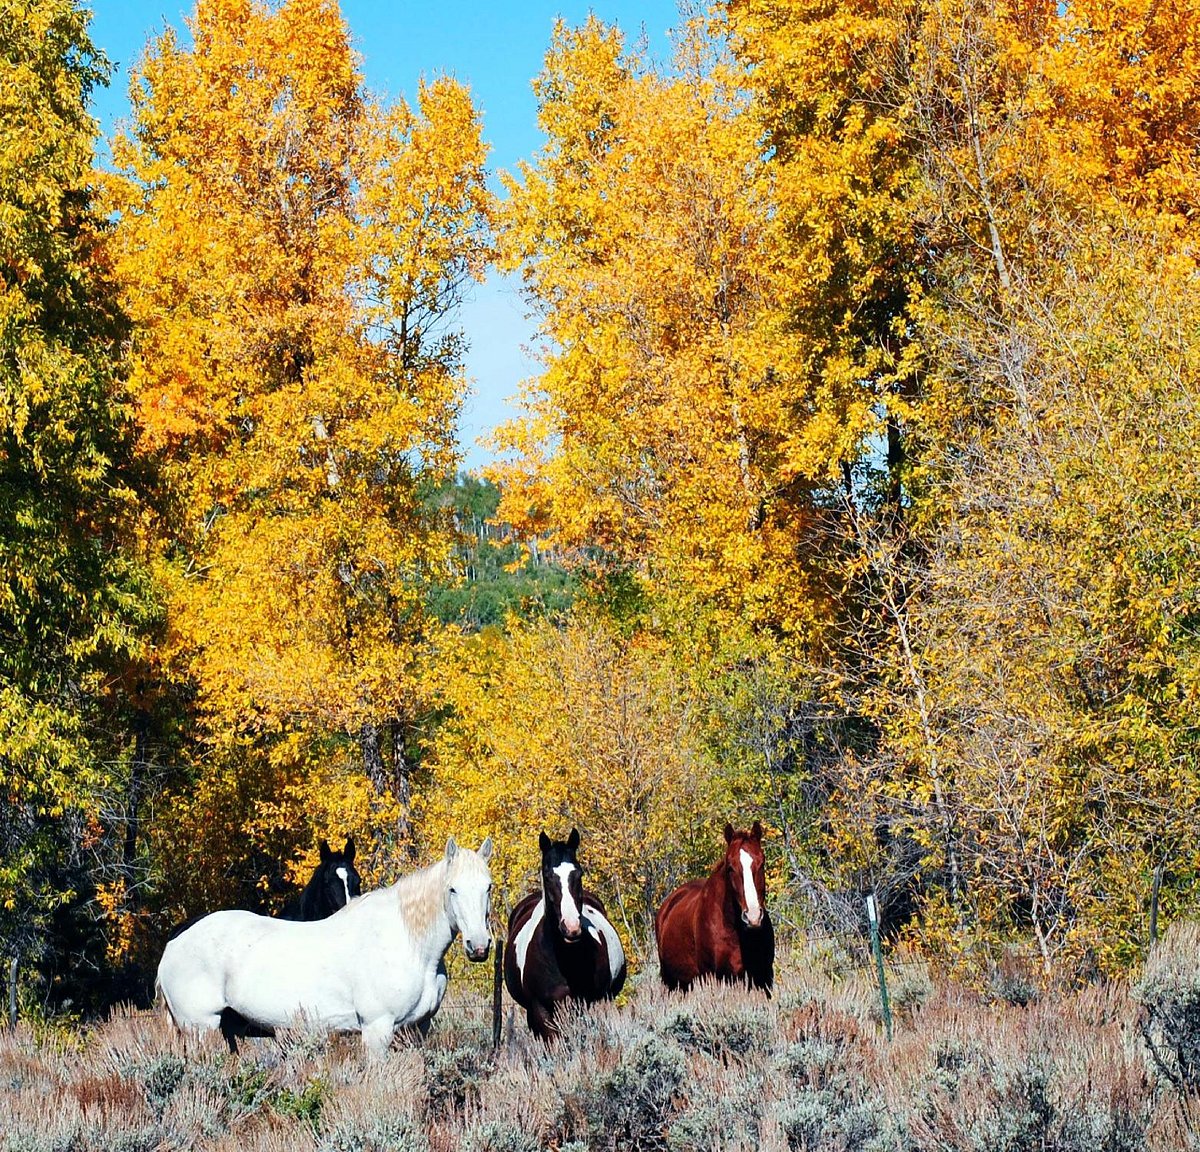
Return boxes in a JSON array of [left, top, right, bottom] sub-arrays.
[[273, 1078, 328, 1129], [0, 0, 152, 996], [592, 1031, 686, 1149], [425, 474, 576, 629]]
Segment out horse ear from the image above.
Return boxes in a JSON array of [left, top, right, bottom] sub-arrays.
[[724, 823, 734, 844], [343, 836, 355, 863], [751, 820, 763, 840], [567, 827, 580, 852], [319, 839, 331, 862], [445, 836, 458, 861], [479, 836, 493, 861], [538, 831, 551, 854]]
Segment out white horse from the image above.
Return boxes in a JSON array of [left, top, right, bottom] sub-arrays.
[[157, 837, 493, 1055]]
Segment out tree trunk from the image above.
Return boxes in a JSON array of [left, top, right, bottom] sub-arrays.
[[390, 719, 417, 860], [122, 709, 149, 903], [361, 722, 388, 794], [886, 412, 904, 525]]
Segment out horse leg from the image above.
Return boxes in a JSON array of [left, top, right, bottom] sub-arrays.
[[219, 1009, 242, 1055], [527, 1000, 557, 1041], [361, 1017, 395, 1058], [218, 1008, 275, 1054]]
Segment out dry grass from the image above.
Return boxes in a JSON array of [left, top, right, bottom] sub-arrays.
[[1, 940, 1198, 1151]]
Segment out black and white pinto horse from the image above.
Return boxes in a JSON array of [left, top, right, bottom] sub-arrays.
[[504, 829, 626, 1039], [279, 837, 362, 920]]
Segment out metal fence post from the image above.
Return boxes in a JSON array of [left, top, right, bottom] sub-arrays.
[[1149, 862, 1164, 946], [866, 895, 892, 1041], [492, 934, 504, 1050]]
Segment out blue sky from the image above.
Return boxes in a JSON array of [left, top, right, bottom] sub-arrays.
[[86, 0, 683, 470]]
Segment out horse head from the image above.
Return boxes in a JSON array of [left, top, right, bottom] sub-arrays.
[[314, 836, 362, 914], [444, 835, 494, 962], [539, 827, 585, 943], [723, 820, 767, 929]]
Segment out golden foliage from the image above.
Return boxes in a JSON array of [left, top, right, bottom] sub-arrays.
[[493, 17, 834, 642], [109, 0, 491, 742], [418, 615, 743, 961]]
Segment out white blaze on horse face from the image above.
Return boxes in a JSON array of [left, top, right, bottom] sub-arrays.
[[553, 862, 582, 937], [448, 851, 493, 961], [335, 866, 351, 907], [739, 849, 763, 927]]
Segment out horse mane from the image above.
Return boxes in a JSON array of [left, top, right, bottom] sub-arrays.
[[387, 857, 447, 940]]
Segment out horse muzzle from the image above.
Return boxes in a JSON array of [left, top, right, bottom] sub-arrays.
[[560, 920, 583, 943], [465, 940, 491, 962], [741, 909, 765, 929]]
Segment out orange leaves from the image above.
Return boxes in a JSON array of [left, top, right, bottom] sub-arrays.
[[494, 17, 831, 642], [1042, 0, 1200, 215], [105, 0, 492, 904]]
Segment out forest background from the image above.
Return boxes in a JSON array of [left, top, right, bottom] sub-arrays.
[[3, 0, 1199, 1017]]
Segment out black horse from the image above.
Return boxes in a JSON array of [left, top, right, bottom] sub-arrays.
[[278, 837, 361, 920], [504, 829, 627, 1039], [164, 835, 363, 1050]]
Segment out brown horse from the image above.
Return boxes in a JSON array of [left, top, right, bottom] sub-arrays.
[[655, 821, 774, 993], [504, 829, 627, 1039]]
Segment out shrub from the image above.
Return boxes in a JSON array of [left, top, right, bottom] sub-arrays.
[[887, 958, 934, 1020], [139, 1053, 186, 1114], [422, 1044, 491, 1111], [319, 1114, 429, 1152], [665, 1076, 764, 1151], [772, 1087, 881, 1152], [775, 1088, 834, 1149], [591, 1031, 686, 1150], [658, 1002, 770, 1059], [1136, 919, 1200, 1090], [985, 951, 1042, 1009], [777, 1038, 846, 1089], [462, 1119, 540, 1152], [274, 1078, 328, 1128]]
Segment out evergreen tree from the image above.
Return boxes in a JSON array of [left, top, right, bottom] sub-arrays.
[[0, 0, 151, 1008]]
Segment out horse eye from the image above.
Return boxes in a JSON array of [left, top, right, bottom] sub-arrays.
[[450, 887, 458, 896]]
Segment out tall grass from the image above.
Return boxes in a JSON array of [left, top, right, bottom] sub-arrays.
[[1, 936, 1197, 1151]]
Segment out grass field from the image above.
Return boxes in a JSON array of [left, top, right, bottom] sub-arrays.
[[2, 938, 1198, 1152]]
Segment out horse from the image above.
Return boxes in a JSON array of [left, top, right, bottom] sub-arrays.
[[164, 835, 363, 949], [655, 820, 773, 993], [157, 836, 493, 1055], [279, 836, 362, 920], [504, 828, 626, 1039]]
